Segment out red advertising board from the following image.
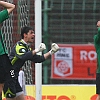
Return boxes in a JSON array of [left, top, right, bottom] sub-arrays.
[[51, 44, 97, 80]]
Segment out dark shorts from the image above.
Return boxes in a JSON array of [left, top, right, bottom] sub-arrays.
[[3, 77, 23, 98], [96, 73, 100, 94], [0, 54, 15, 83]]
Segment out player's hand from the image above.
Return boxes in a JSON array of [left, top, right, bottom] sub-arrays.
[[49, 43, 60, 55], [35, 43, 46, 53]]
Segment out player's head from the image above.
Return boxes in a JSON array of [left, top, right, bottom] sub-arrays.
[[21, 26, 35, 43], [97, 21, 100, 28]]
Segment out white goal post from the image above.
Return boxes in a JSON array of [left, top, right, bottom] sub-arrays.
[[35, 0, 42, 100]]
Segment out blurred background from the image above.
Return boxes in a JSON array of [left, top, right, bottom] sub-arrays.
[[1, 0, 100, 85]]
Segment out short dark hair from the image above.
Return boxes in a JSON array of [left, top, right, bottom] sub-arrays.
[[21, 26, 33, 39]]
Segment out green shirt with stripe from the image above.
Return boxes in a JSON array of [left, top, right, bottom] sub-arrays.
[[0, 9, 9, 55]]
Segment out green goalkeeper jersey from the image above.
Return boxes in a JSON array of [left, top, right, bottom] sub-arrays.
[[0, 9, 9, 55], [94, 27, 100, 73]]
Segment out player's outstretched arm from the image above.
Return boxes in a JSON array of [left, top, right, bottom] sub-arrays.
[[0, 1, 15, 14], [32, 43, 60, 59]]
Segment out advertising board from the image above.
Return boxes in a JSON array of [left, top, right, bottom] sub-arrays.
[[51, 44, 97, 79]]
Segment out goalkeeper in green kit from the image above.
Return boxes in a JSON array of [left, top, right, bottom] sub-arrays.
[[0, 1, 15, 100], [94, 21, 100, 100]]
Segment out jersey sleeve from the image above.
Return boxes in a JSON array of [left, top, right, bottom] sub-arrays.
[[0, 9, 9, 24]]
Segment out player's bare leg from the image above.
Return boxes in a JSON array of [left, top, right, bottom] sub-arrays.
[[16, 94, 25, 100], [0, 84, 4, 100], [6, 98, 16, 100], [96, 94, 100, 100]]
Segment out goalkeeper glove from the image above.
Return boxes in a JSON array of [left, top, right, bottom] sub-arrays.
[[49, 43, 60, 55], [35, 43, 46, 53]]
